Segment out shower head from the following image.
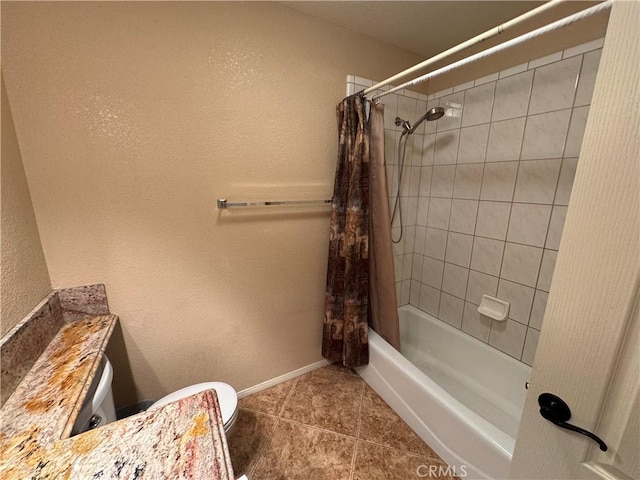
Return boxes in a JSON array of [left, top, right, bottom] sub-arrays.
[[425, 106, 446, 121], [410, 106, 445, 133], [395, 107, 445, 135]]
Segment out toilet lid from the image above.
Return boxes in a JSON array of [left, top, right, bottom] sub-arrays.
[[149, 382, 238, 425]]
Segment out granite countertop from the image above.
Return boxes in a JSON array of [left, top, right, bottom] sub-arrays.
[[0, 314, 234, 479]]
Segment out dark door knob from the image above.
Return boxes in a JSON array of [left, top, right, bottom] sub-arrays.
[[538, 393, 608, 451]]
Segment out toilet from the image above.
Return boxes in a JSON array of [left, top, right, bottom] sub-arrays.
[[75, 355, 239, 435], [148, 382, 239, 434]]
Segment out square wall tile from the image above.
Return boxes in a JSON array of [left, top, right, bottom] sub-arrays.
[[564, 106, 590, 158], [489, 319, 527, 359], [403, 226, 416, 252], [466, 270, 499, 305], [414, 226, 426, 255], [446, 231, 474, 268], [480, 162, 519, 202], [462, 82, 495, 127], [497, 279, 535, 325], [437, 92, 465, 131], [422, 257, 444, 289], [486, 118, 526, 162], [457, 124, 490, 164], [475, 72, 499, 86], [408, 166, 421, 196], [475, 201, 511, 240], [528, 51, 562, 69], [434, 130, 460, 165], [419, 166, 432, 197], [399, 165, 412, 197], [410, 280, 421, 306], [513, 159, 562, 204], [554, 158, 578, 206], [546, 206, 568, 250], [529, 56, 581, 115], [397, 95, 418, 127], [422, 134, 436, 165], [425, 228, 447, 260], [431, 165, 456, 198], [537, 249, 557, 292], [402, 253, 413, 281], [439, 292, 464, 328], [449, 200, 479, 235], [404, 197, 418, 225], [575, 49, 602, 107], [400, 279, 411, 305], [470, 237, 505, 276], [499, 62, 528, 79], [399, 197, 417, 226], [501, 242, 543, 287], [453, 163, 484, 200], [419, 283, 440, 316], [506, 203, 552, 248], [521, 109, 572, 160], [427, 198, 452, 230], [529, 290, 549, 330], [442, 263, 469, 299], [454, 80, 475, 92], [392, 228, 403, 255], [410, 134, 426, 166], [492, 70, 533, 122], [462, 302, 492, 342], [416, 197, 429, 226], [411, 254, 424, 281], [521, 328, 540, 366], [562, 38, 603, 59]]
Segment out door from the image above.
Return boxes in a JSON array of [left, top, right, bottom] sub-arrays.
[[510, 2, 639, 479]]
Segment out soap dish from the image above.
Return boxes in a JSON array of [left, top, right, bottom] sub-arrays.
[[477, 294, 510, 322]]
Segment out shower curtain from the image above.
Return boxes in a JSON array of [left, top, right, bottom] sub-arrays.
[[368, 102, 401, 351], [322, 94, 401, 368], [322, 94, 370, 367]]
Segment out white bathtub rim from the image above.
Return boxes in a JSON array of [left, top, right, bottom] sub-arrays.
[[366, 327, 515, 458], [357, 359, 495, 480]]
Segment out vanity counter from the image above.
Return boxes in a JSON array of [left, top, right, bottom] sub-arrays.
[[0, 313, 234, 479]]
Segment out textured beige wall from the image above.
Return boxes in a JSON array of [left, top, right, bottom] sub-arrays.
[[1, 2, 423, 404], [1, 76, 52, 337]]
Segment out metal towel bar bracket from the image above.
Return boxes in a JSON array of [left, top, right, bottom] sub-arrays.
[[217, 198, 332, 209]]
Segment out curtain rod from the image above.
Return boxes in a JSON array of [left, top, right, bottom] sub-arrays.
[[369, 0, 611, 101], [363, 0, 566, 96]]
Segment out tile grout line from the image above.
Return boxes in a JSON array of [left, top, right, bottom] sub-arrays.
[[247, 415, 280, 478], [247, 375, 302, 477], [349, 382, 366, 480], [276, 376, 301, 417], [486, 62, 536, 356]]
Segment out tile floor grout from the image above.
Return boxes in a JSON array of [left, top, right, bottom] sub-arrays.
[[229, 364, 455, 480]]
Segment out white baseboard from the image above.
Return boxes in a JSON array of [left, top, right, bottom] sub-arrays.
[[237, 359, 330, 399]]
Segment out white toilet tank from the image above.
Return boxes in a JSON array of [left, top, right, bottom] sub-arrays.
[[72, 355, 117, 435]]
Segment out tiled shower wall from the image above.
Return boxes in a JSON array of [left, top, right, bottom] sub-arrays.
[[347, 37, 603, 366]]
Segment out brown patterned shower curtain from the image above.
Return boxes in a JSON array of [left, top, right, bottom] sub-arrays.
[[322, 94, 370, 368]]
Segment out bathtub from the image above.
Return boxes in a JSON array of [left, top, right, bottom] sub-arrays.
[[356, 305, 531, 480]]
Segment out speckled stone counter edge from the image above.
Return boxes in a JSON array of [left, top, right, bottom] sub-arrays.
[[0, 292, 64, 407], [57, 284, 110, 322]]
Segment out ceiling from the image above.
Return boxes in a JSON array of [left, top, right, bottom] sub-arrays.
[[280, 1, 560, 58]]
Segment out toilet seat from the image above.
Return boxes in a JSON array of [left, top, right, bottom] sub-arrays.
[[149, 382, 238, 429]]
